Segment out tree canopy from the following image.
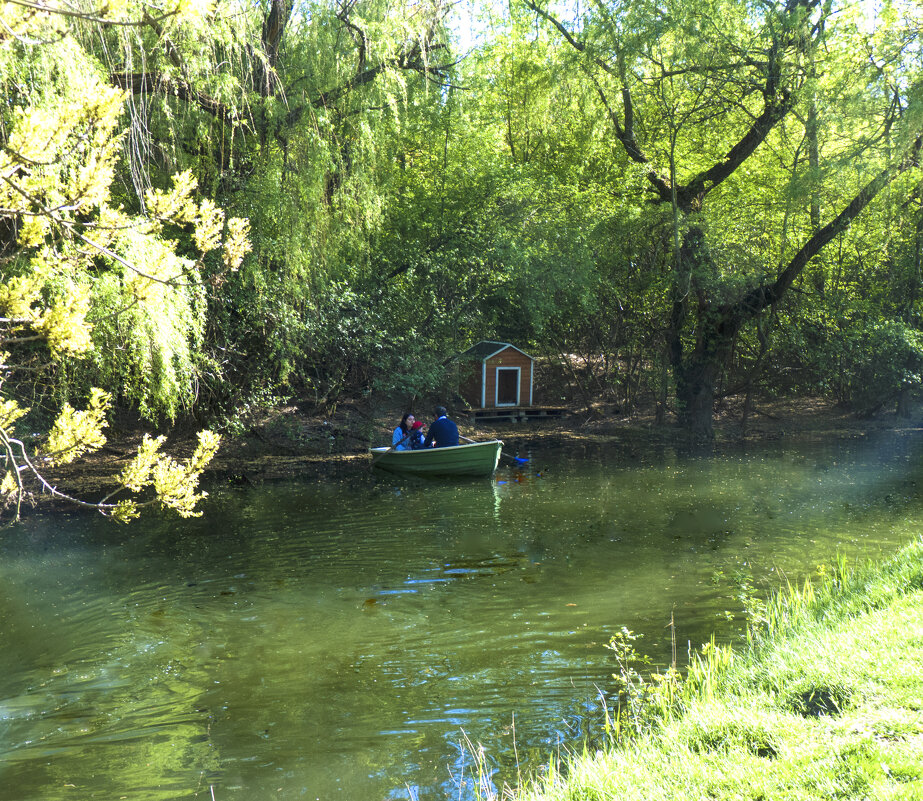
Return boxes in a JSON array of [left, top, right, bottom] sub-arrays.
[[1, 0, 922, 518]]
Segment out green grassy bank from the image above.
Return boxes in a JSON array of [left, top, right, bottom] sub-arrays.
[[502, 539, 923, 801]]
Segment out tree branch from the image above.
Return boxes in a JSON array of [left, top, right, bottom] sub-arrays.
[[676, 93, 793, 210], [737, 132, 923, 320], [4, 0, 180, 28], [589, 77, 674, 201], [110, 72, 240, 126]]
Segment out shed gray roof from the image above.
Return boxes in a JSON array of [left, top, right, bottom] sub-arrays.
[[460, 341, 533, 362]]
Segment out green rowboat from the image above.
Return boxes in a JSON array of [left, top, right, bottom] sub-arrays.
[[369, 440, 503, 477]]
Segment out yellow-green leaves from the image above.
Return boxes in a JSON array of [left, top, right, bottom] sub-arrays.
[[113, 430, 220, 521], [0, 276, 43, 323], [118, 434, 167, 493], [34, 284, 93, 356], [1, 78, 125, 220], [0, 0, 233, 524], [145, 171, 200, 224], [122, 430, 221, 507], [111, 499, 139, 524], [148, 430, 221, 518], [223, 217, 252, 271], [0, 471, 18, 504], [42, 388, 110, 466], [0, 398, 28, 430], [193, 198, 225, 253], [145, 171, 251, 274]]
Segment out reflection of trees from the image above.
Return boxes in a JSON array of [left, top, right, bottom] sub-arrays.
[[3, 438, 921, 798], [0, 618, 219, 800]]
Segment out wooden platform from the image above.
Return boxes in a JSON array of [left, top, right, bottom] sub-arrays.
[[462, 406, 568, 424]]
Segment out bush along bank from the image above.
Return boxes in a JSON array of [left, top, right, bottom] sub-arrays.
[[502, 539, 923, 801]]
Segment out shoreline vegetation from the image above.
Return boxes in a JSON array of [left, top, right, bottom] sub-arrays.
[[33, 395, 922, 514], [484, 537, 923, 801]]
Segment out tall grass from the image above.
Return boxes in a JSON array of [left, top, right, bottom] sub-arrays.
[[746, 539, 923, 646], [467, 537, 923, 801]]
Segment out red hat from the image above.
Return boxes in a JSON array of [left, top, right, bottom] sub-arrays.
[[412, 420, 424, 430]]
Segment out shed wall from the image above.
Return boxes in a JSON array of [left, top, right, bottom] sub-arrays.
[[484, 348, 532, 407]]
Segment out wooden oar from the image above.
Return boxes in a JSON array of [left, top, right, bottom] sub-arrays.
[[370, 430, 412, 469], [460, 435, 528, 464]]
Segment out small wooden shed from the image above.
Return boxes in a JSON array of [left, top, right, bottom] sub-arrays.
[[459, 341, 534, 409]]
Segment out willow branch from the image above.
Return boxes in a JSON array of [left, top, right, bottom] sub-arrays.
[[110, 72, 240, 126], [4, 0, 181, 28]]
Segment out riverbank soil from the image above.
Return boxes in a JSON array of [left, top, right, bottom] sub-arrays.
[[36, 387, 923, 510], [202, 390, 922, 482], [228, 395, 913, 470]]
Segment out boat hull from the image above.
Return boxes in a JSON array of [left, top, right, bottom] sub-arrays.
[[369, 440, 503, 477]]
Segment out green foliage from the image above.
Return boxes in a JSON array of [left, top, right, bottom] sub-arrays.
[[827, 320, 923, 414], [775, 311, 923, 413], [86, 229, 208, 422], [4, 0, 923, 442], [0, 2, 248, 521]]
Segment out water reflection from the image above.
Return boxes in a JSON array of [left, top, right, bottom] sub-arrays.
[[0, 430, 921, 799]]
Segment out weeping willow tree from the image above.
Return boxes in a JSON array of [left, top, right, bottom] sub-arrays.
[[0, 1, 251, 521], [62, 0, 461, 411]]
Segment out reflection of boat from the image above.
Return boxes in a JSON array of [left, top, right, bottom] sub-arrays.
[[369, 440, 503, 477]]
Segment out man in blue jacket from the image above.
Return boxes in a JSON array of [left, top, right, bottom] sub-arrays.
[[424, 406, 459, 448]]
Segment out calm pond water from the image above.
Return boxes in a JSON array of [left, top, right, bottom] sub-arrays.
[[1, 430, 922, 800]]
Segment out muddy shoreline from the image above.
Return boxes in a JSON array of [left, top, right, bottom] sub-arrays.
[[27, 395, 920, 521], [201, 396, 923, 482]]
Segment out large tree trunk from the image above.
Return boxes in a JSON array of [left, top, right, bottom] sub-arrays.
[[897, 384, 912, 418], [675, 360, 719, 438], [674, 318, 740, 439], [668, 226, 730, 439]]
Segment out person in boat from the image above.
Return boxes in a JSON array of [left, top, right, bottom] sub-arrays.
[[408, 420, 427, 450], [424, 406, 459, 448], [391, 413, 416, 451]]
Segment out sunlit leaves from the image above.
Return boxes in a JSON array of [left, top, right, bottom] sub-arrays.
[[0, 276, 43, 323], [0, 13, 252, 420], [150, 429, 220, 517], [119, 434, 167, 493], [34, 284, 93, 356], [114, 429, 221, 520], [223, 216, 252, 271], [0, 398, 28, 430], [0, 76, 125, 217], [41, 387, 110, 466], [0, 471, 17, 504], [144, 171, 200, 223], [0, 384, 221, 521]]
